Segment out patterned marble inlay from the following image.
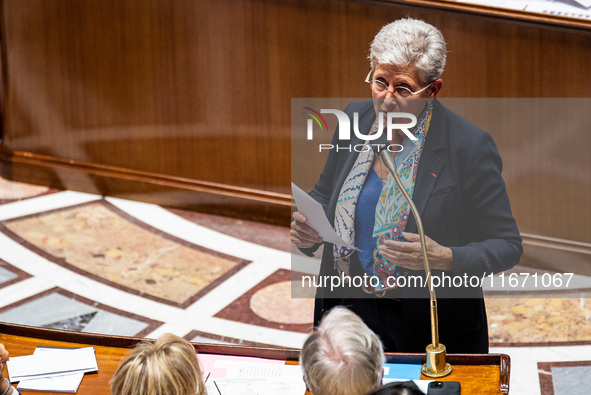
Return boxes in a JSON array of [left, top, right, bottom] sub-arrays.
[[0, 288, 160, 337], [0, 260, 31, 289], [2, 201, 248, 307], [215, 269, 314, 333], [250, 281, 315, 325], [487, 296, 591, 345], [538, 361, 591, 395], [168, 209, 291, 252], [0, 177, 50, 202], [551, 365, 591, 394], [0, 265, 18, 284]]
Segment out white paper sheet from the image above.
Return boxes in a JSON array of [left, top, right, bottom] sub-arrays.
[[199, 353, 306, 395], [7, 347, 98, 382], [198, 353, 285, 381], [16, 372, 84, 393], [211, 377, 307, 395], [291, 182, 356, 249], [219, 362, 302, 379]]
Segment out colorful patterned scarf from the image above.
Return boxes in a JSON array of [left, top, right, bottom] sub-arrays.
[[333, 103, 432, 289]]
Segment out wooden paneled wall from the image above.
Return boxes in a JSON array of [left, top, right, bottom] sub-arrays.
[[1, 0, 590, 271]]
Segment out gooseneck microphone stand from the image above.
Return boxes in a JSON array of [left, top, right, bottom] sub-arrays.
[[372, 134, 452, 378]]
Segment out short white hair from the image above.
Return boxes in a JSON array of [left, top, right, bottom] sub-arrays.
[[369, 18, 446, 84], [300, 307, 385, 395]]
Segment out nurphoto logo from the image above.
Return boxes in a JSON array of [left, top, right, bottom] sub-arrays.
[[302, 107, 417, 152]]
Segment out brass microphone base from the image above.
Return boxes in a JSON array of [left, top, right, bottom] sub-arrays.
[[422, 343, 452, 378]]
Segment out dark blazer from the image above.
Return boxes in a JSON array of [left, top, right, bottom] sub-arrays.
[[301, 99, 523, 350]]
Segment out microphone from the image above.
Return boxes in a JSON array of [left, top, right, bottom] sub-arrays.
[[372, 131, 452, 378], [371, 133, 397, 177]]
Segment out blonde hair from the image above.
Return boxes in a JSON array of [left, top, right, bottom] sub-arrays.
[[110, 333, 205, 395]]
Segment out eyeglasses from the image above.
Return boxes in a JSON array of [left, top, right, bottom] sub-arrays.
[[365, 70, 433, 98]]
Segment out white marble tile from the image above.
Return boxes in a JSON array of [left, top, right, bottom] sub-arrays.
[[0, 267, 18, 283], [143, 323, 196, 340], [0, 292, 97, 326], [0, 277, 56, 307], [491, 345, 591, 395], [82, 310, 150, 336], [192, 317, 308, 349], [105, 196, 288, 262], [551, 366, 591, 395], [0, 191, 99, 221]]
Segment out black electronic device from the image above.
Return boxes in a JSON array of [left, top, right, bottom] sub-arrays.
[[427, 381, 461, 395]]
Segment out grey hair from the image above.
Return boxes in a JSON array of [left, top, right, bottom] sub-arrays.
[[369, 18, 446, 84], [300, 307, 385, 395]]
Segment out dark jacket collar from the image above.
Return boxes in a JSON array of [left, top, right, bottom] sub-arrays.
[[406, 98, 448, 232]]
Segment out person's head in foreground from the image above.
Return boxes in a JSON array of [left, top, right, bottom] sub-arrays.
[[367, 17, 445, 119], [110, 333, 205, 395], [368, 380, 425, 395], [300, 307, 386, 395]]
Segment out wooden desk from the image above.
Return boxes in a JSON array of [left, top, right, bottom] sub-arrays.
[[0, 323, 510, 394]]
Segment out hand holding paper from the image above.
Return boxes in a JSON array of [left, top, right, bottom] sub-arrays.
[[291, 183, 356, 250], [290, 211, 323, 248]]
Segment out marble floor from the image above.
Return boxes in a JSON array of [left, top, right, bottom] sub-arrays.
[[0, 177, 590, 394]]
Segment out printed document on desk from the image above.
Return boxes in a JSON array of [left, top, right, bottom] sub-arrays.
[[212, 377, 307, 395], [16, 373, 84, 394], [7, 346, 98, 382], [198, 353, 306, 395], [291, 182, 357, 249]]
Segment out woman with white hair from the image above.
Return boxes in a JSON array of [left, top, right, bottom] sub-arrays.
[[300, 307, 385, 395], [291, 18, 522, 353]]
